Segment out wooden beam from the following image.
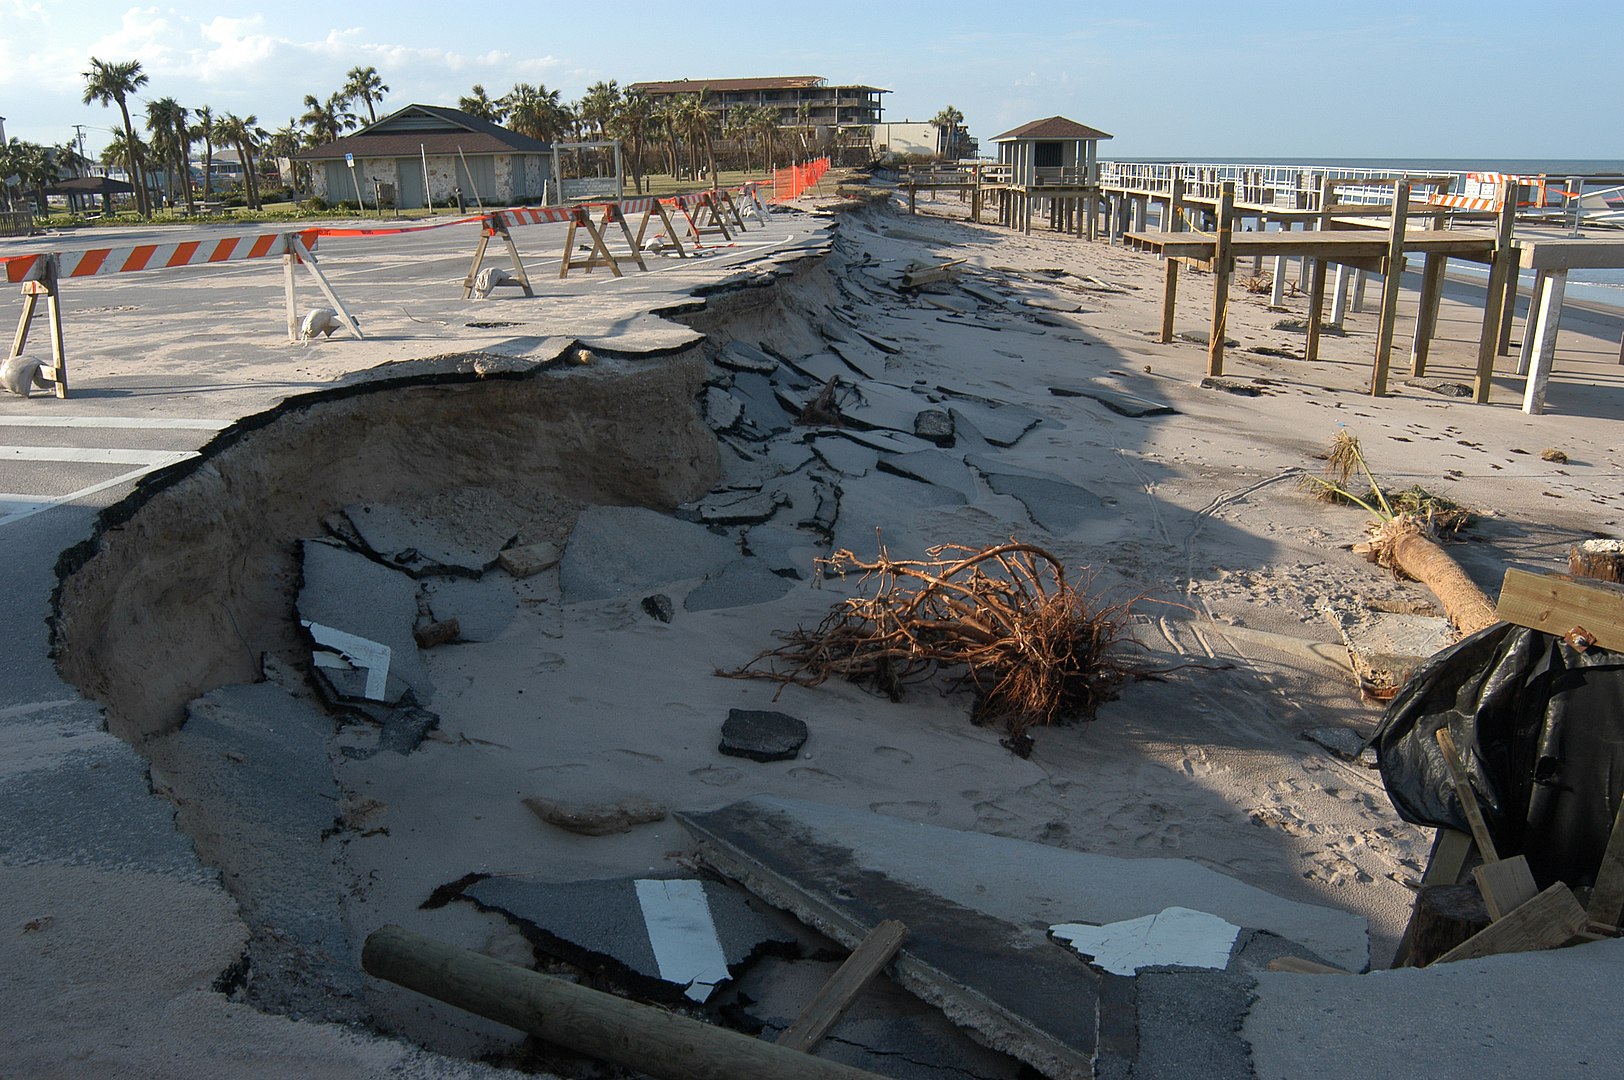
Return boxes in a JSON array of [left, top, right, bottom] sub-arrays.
[[1473, 181, 1519, 403], [777, 920, 907, 1053], [1305, 257, 1328, 362], [1586, 800, 1624, 929], [1497, 567, 1624, 652], [1207, 182, 1235, 377], [1432, 884, 1589, 965], [1409, 253, 1447, 377], [1265, 957, 1352, 975], [362, 926, 887, 1080], [1160, 256, 1178, 344], [1473, 855, 1540, 921], [1521, 269, 1567, 415], [1371, 180, 1410, 396], [1436, 728, 1499, 862]]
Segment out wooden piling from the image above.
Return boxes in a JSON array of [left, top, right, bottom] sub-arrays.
[[1371, 181, 1411, 396], [1472, 181, 1518, 402], [1207, 182, 1235, 377]]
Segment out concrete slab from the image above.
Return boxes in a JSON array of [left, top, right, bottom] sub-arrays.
[[975, 469, 1107, 534], [727, 371, 796, 436], [342, 502, 519, 578], [717, 341, 780, 374], [684, 558, 797, 612], [742, 523, 826, 580], [423, 577, 517, 644], [459, 875, 798, 1004], [558, 505, 737, 603], [297, 539, 430, 706], [811, 435, 881, 477], [1049, 383, 1177, 418], [838, 380, 936, 435], [936, 395, 1044, 448], [784, 351, 857, 385], [876, 450, 980, 501], [677, 798, 1106, 1079], [1324, 602, 1454, 696], [1245, 938, 1624, 1080]]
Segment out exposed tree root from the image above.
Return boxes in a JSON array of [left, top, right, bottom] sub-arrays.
[[720, 540, 1141, 755]]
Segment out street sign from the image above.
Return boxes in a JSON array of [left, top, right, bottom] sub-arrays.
[[344, 153, 354, 167]]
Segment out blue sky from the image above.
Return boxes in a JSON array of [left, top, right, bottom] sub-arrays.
[[3, 1, 1620, 161]]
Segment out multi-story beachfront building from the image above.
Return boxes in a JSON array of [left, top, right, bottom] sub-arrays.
[[627, 75, 887, 161]]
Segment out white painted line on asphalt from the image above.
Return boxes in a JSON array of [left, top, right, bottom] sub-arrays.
[[0, 698, 85, 720], [0, 446, 200, 466], [0, 452, 200, 528], [303, 621, 392, 700], [0, 416, 231, 430], [633, 878, 730, 1003]]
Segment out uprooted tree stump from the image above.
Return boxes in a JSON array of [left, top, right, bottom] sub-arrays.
[[720, 541, 1141, 754]]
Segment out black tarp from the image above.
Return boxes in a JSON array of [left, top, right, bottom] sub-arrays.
[[1375, 623, 1624, 888]]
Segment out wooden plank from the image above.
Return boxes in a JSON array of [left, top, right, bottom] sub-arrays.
[[1207, 182, 1235, 377], [1496, 567, 1624, 652], [1474, 180, 1518, 403], [1432, 883, 1588, 965], [1436, 728, 1499, 862], [1305, 257, 1328, 362], [1409, 252, 1447, 376], [1520, 269, 1566, 415], [283, 252, 299, 343], [1473, 854, 1540, 921], [1265, 957, 1352, 975], [1371, 180, 1410, 396], [1160, 257, 1178, 344], [362, 926, 888, 1080], [1586, 800, 1624, 929], [43, 261, 67, 398], [777, 920, 908, 1053], [1521, 238, 1624, 271]]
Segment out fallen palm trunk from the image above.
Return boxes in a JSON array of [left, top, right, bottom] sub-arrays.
[[1359, 516, 1498, 637]]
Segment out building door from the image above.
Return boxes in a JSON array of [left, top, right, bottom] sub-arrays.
[[395, 159, 425, 208], [325, 161, 360, 204], [458, 155, 498, 204]]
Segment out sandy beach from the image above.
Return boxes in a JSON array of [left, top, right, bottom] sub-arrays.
[[7, 182, 1624, 1078]]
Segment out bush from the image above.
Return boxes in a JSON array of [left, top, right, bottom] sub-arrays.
[[298, 196, 328, 213], [222, 194, 246, 208]]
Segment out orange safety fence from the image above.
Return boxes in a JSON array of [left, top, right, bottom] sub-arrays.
[[769, 158, 830, 202]]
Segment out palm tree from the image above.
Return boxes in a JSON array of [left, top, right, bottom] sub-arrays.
[[82, 56, 150, 216], [750, 105, 780, 172], [931, 106, 966, 160], [343, 65, 389, 125], [215, 112, 262, 209], [146, 97, 194, 214], [578, 80, 621, 139], [458, 84, 506, 123], [654, 99, 682, 179], [794, 101, 816, 157], [608, 89, 654, 194], [300, 93, 356, 146], [504, 82, 568, 142], [674, 93, 717, 184], [193, 105, 217, 196]]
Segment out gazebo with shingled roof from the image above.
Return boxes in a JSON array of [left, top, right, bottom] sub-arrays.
[[991, 116, 1113, 187]]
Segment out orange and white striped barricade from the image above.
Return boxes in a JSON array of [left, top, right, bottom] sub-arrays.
[[5, 253, 68, 398]]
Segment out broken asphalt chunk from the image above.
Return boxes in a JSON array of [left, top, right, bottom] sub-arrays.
[[719, 709, 808, 762], [458, 875, 798, 1004], [1049, 384, 1176, 418], [342, 502, 518, 579]]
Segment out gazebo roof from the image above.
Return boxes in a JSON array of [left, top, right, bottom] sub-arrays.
[[44, 175, 134, 195], [991, 116, 1113, 142]]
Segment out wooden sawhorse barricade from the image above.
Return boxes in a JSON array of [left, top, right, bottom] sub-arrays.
[[283, 232, 363, 341], [9, 254, 69, 397], [461, 216, 535, 299]]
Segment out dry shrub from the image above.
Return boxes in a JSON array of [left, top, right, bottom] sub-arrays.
[[1241, 273, 1273, 294], [720, 540, 1140, 755]]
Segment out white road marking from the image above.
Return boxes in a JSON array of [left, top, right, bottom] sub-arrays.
[[0, 446, 200, 466], [0, 415, 231, 430], [303, 621, 392, 701], [634, 878, 730, 1003], [0, 450, 200, 527]]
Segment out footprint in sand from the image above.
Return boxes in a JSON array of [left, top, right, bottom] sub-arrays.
[[690, 765, 743, 787], [663, 701, 701, 718], [526, 761, 589, 775], [609, 748, 663, 764], [873, 746, 913, 764], [870, 800, 939, 821], [787, 766, 843, 787]]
